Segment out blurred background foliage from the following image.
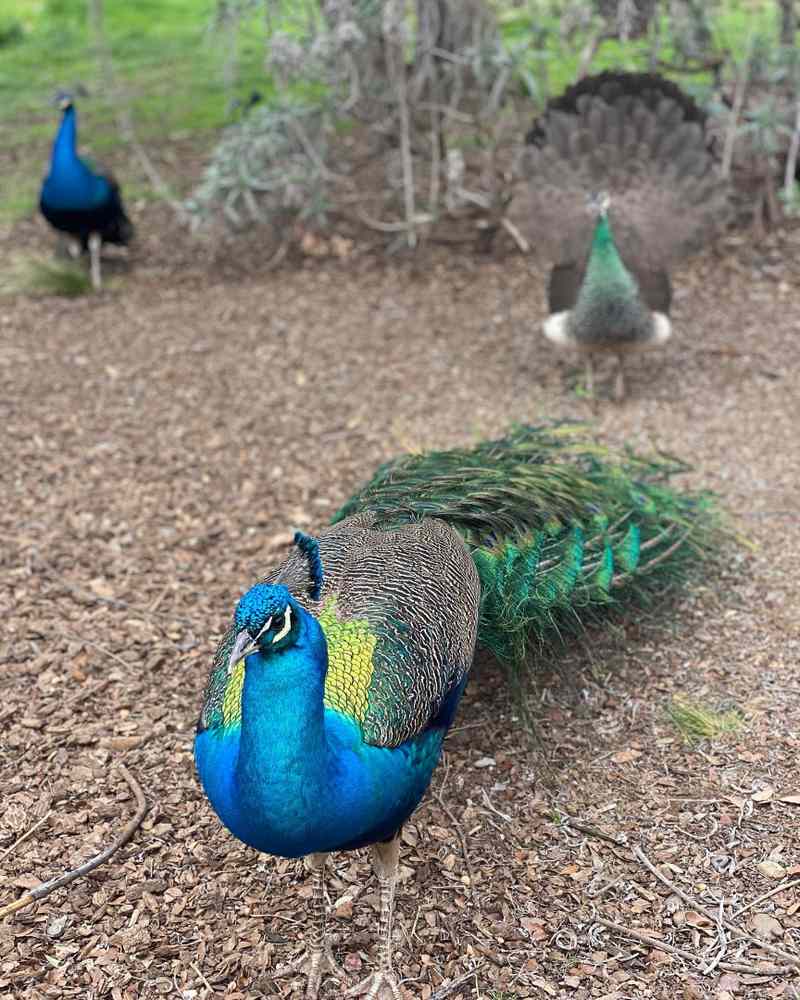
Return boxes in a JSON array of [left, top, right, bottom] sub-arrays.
[[2, 0, 798, 239]]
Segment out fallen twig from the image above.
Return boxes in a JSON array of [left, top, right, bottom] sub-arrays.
[[731, 878, 800, 920], [63, 676, 113, 710], [0, 765, 147, 920], [191, 961, 216, 995], [0, 812, 53, 864], [595, 916, 795, 976], [633, 846, 800, 970], [560, 815, 627, 847], [429, 967, 484, 1000], [56, 576, 195, 627], [500, 217, 530, 254]]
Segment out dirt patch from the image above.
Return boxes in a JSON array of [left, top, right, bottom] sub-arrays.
[[1, 210, 799, 999]]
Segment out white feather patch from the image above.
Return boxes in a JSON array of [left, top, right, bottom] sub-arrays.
[[272, 605, 292, 643], [652, 312, 672, 344], [542, 312, 575, 347]]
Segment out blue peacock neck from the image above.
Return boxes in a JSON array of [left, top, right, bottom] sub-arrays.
[[232, 608, 335, 852], [52, 106, 79, 172]]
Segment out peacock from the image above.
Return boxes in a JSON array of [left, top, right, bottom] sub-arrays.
[[39, 93, 134, 291], [507, 71, 730, 400], [194, 423, 720, 999]]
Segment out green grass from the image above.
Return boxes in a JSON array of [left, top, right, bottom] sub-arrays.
[[666, 696, 744, 743], [0, 254, 92, 298], [0, 0, 780, 223], [497, 0, 782, 100]]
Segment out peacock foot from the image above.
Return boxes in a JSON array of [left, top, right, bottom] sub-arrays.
[[277, 942, 343, 999], [346, 969, 403, 1000]]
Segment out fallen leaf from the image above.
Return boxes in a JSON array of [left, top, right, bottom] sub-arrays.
[[611, 749, 642, 764], [685, 911, 714, 931], [758, 860, 787, 879], [749, 912, 783, 940]]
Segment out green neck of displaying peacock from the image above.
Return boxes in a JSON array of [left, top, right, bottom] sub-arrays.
[[583, 214, 639, 296]]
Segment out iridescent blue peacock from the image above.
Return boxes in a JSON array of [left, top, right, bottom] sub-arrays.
[[195, 424, 721, 999], [39, 93, 133, 290], [508, 72, 731, 399]]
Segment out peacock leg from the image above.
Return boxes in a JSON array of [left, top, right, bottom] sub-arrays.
[[88, 232, 102, 290], [347, 834, 402, 1000], [54, 235, 79, 261], [613, 354, 626, 402], [280, 852, 342, 999], [584, 355, 594, 397]]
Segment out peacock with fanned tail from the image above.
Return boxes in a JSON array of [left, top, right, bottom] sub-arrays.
[[40, 93, 134, 291], [194, 424, 721, 999], [507, 71, 730, 400]]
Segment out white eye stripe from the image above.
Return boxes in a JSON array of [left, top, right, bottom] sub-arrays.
[[255, 616, 273, 642], [272, 605, 292, 643]]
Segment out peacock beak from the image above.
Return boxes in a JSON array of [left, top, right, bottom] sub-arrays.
[[226, 629, 257, 676]]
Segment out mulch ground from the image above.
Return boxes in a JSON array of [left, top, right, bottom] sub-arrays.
[[1, 208, 799, 1000]]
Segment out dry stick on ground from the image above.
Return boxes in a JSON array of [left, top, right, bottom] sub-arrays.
[[0, 765, 147, 920], [0, 812, 53, 865], [633, 846, 800, 970], [63, 675, 113, 710], [560, 815, 627, 847], [429, 967, 485, 1000], [731, 878, 800, 920], [594, 916, 795, 976], [56, 575, 196, 627]]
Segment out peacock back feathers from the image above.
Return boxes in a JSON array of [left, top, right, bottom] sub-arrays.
[[199, 514, 479, 748], [334, 423, 721, 670]]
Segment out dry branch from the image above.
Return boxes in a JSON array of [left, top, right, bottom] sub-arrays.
[[784, 98, 800, 202], [595, 916, 796, 976], [0, 765, 148, 920], [633, 845, 800, 970]]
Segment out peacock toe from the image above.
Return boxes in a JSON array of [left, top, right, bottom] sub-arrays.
[[346, 969, 404, 1000], [276, 941, 343, 999]]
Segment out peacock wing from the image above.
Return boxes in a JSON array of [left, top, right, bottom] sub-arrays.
[[508, 71, 731, 273], [311, 515, 479, 748]]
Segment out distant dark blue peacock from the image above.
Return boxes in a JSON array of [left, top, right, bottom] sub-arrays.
[[40, 94, 133, 290], [508, 72, 730, 399], [194, 424, 720, 998]]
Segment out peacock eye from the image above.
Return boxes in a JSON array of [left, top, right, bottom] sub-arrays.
[[271, 605, 293, 643]]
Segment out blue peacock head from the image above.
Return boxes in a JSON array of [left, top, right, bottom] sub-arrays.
[[226, 583, 300, 674], [225, 531, 325, 675]]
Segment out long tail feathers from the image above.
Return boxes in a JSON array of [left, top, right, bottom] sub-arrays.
[[334, 423, 723, 676]]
